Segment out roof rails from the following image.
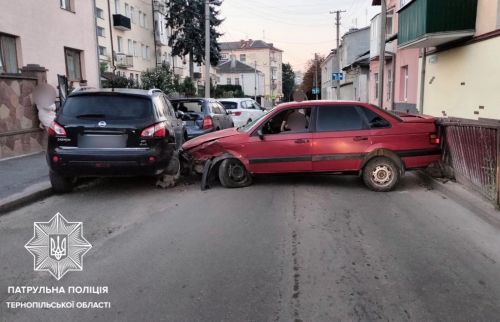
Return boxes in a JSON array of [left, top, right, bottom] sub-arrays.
[[148, 88, 163, 95], [72, 86, 96, 93]]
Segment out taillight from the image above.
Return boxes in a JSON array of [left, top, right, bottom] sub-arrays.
[[430, 133, 440, 145], [202, 115, 213, 129], [233, 111, 242, 116], [48, 121, 67, 137], [141, 122, 167, 138]]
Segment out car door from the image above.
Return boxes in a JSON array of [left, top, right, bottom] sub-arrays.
[[161, 95, 184, 148], [209, 102, 223, 130], [244, 107, 313, 173], [312, 104, 375, 172], [216, 102, 233, 128]]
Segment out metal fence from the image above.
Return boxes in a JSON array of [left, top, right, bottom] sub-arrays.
[[437, 118, 500, 205]]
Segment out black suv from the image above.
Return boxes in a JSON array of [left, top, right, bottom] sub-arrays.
[[47, 88, 186, 192]]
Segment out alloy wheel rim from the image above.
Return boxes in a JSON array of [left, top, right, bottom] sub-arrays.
[[371, 165, 393, 186]]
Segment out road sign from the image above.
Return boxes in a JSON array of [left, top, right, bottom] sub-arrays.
[[312, 87, 320, 95], [332, 72, 344, 81]]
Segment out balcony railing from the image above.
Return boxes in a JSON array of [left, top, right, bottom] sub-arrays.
[[113, 14, 131, 31], [398, 0, 477, 49], [116, 53, 133, 68]]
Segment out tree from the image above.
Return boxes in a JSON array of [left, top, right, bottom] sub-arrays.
[[141, 64, 177, 94], [300, 55, 325, 100], [282, 63, 296, 102], [165, 0, 224, 78], [102, 73, 136, 89]]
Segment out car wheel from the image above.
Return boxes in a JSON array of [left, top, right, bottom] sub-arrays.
[[156, 152, 181, 189], [49, 170, 74, 193], [218, 158, 252, 188], [362, 157, 400, 192]]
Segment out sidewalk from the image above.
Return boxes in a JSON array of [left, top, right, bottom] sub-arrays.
[[0, 152, 51, 214]]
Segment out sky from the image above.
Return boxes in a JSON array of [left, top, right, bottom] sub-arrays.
[[219, 0, 381, 72]]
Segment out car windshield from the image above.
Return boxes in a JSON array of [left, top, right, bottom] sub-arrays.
[[220, 101, 237, 110], [237, 114, 266, 132], [61, 95, 152, 120], [172, 100, 204, 113]]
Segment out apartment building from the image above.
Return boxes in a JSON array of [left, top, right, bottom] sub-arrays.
[[0, 0, 99, 88], [398, 0, 500, 119], [219, 40, 283, 107]]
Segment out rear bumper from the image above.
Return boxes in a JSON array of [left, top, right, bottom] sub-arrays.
[[47, 147, 172, 177]]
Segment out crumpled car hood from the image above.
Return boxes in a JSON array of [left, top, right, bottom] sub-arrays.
[[182, 128, 239, 150]]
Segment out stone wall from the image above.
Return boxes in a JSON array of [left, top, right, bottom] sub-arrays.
[[0, 65, 48, 159]]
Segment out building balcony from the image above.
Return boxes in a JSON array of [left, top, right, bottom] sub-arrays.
[[398, 0, 477, 49], [113, 14, 131, 31], [116, 53, 133, 68]]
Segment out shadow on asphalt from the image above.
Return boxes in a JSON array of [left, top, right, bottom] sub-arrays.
[[71, 172, 426, 194]]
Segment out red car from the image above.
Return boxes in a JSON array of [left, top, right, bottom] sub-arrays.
[[181, 101, 441, 192]]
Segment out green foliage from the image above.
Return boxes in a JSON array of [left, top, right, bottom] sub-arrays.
[[140, 64, 176, 94], [165, 0, 224, 67], [282, 63, 296, 102], [214, 85, 244, 98], [102, 74, 136, 89], [300, 55, 325, 100], [99, 62, 108, 74]]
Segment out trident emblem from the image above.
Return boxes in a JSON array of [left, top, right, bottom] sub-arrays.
[[49, 234, 68, 260]]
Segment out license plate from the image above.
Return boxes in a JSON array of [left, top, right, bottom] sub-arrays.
[[95, 162, 111, 168], [78, 135, 127, 148]]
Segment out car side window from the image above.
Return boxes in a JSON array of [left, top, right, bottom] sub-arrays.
[[358, 107, 391, 128], [211, 103, 221, 114], [217, 103, 227, 115], [261, 108, 311, 135], [316, 105, 367, 132], [245, 101, 255, 109], [252, 101, 262, 110]]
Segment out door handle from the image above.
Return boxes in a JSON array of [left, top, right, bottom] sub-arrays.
[[294, 139, 309, 144], [353, 136, 368, 141]]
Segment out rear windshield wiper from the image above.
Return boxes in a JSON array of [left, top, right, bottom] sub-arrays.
[[76, 113, 106, 119]]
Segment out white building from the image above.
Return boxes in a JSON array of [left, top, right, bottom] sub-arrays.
[[216, 58, 265, 98]]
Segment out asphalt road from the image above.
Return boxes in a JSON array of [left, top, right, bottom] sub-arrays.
[[1, 174, 500, 321]]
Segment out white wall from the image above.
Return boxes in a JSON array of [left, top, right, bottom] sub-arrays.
[[218, 71, 265, 97]]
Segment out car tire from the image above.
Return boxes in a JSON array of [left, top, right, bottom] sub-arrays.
[[362, 157, 400, 192], [49, 170, 74, 193], [218, 158, 252, 188], [156, 152, 181, 189]]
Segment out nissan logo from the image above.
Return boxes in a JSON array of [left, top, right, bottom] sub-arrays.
[[98, 121, 107, 127]]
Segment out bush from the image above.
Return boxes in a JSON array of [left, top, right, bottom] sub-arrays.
[[102, 73, 136, 88], [214, 85, 244, 98], [141, 64, 176, 94]]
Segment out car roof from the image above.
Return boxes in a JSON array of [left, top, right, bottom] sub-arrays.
[[68, 88, 162, 98], [273, 100, 371, 110], [217, 98, 252, 102], [170, 98, 214, 102]]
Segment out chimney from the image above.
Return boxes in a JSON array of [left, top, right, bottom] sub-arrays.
[[230, 55, 236, 68]]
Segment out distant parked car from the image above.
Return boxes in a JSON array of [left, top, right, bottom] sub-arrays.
[[47, 88, 185, 193], [170, 98, 234, 140], [218, 98, 267, 127], [182, 100, 442, 192]]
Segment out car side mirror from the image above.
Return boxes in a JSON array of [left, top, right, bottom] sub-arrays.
[[257, 129, 264, 140]]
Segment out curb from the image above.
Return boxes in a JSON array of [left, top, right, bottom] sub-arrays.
[[415, 171, 500, 226], [0, 181, 53, 215]]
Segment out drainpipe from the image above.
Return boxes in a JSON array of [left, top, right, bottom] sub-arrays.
[[419, 48, 427, 114], [93, 0, 101, 87], [390, 51, 396, 110], [107, 0, 116, 74], [377, 0, 387, 108], [152, 1, 159, 66]]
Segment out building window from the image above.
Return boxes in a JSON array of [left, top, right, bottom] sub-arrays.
[[386, 11, 394, 36], [65, 48, 82, 81], [146, 46, 150, 60], [0, 34, 18, 73], [235, 78, 240, 85], [133, 41, 138, 57], [387, 69, 392, 101], [131, 6, 136, 23], [240, 54, 246, 62], [402, 66, 409, 102], [221, 53, 228, 60], [124, 3, 130, 18], [96, 7, 104, 19], [143, 13, 147, 28], [374, 73, 379, 99], [141, 44, 146, 59], [98, 46, 107, 56], [60, 0, 73, 11], [128, 39, 133, 55], [139, 11, 144, 26], [227, 78, 231, 85], [114, 0, 120, 14], [117, 36, 123, 52], [97, 26, 105, 37]]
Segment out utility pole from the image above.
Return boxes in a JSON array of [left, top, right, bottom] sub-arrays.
[[204, 0, 210, 98], [378, 0, 387, 108], [330, 10, 346, 100], [314, 53, 319, 100], [254, 61, 257, 101]]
